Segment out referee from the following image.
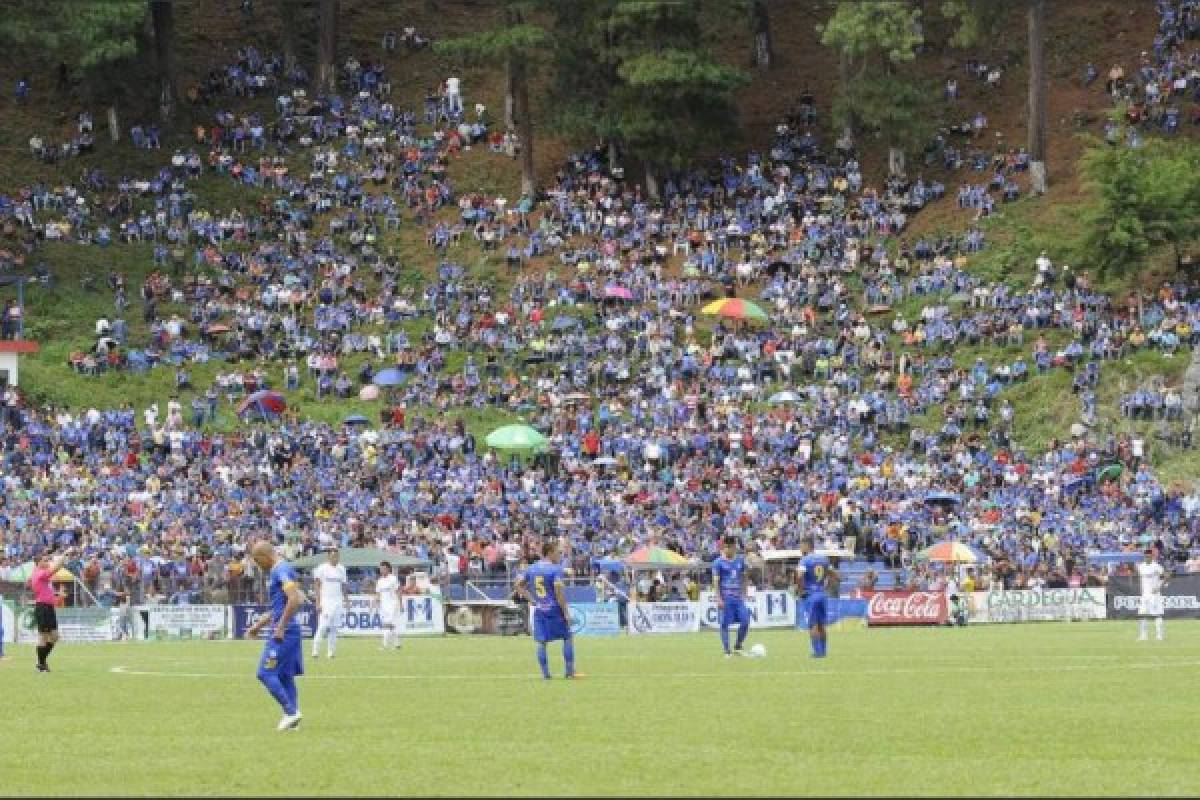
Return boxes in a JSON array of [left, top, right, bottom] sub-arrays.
[[28, 548, 70, 673]]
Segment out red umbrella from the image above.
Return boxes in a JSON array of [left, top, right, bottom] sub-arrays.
[[236, 390, 286, 417]]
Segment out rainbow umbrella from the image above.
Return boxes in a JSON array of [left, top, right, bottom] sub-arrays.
[[916, 541, 984, 563], [624, 546, 693, 570], [700, 297, 769, 323]]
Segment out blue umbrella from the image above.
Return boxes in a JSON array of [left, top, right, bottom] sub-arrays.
[[551, 316, 582, 331], [372, 368, 409, 387], [343, 415, 370, 426], [924, 491, 961, 507]]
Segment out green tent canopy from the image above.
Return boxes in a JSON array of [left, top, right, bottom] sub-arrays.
[[293, 548, 430, 570]]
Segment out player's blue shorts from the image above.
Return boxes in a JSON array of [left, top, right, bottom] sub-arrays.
[[257, 630, 305, 679], [719, 597, 751, 627], [805, 594, 828, 628], [533, 609, 571, 643]]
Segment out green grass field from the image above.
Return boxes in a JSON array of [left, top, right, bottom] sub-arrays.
[[3, 623, 1200, 796]]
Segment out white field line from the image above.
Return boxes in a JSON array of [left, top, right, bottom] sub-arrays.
[[110, 658, 1200, 681]]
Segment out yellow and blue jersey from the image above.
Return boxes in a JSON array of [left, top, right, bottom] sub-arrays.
[[524, 560, 565, 615], [268, 560, 301, 634]]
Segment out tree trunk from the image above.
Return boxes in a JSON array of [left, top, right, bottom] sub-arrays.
[[278, 0, 299, 74], [751, 0, 773, 70], [505, 60, 516, 130], [513, 56, 535, 198], [1027, 0, 1048, 193], [151, 0, 176, 121], [838, 51, 853, 144], [645, 165, 660, 201], [888, 147, 906, 178], [107, 105, 120, 143], [316, 0, 339, 94], [608, 140, 619, 173]]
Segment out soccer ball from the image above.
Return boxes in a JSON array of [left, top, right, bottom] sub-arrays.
[[749, 643, 767, 659]]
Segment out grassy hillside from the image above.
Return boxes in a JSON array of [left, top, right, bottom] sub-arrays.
[[0, 0, 1195, 463]]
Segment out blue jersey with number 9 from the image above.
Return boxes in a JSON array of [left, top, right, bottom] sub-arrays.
[[801, 555, 829, 596]]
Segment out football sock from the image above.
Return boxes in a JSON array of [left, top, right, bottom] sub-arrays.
[[563, 639, 575, 677], [536, 643, 550, 679], [719, 625, 731, 653]]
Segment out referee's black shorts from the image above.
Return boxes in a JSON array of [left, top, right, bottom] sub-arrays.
[[34, 602, 58, 633]]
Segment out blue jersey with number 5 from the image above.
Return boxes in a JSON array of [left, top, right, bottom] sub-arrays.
[[801, 555, 829, 596], [524, 560, 564, 614]]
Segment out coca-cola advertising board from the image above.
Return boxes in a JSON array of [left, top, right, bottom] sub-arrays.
[[861, 591, 948, 625]]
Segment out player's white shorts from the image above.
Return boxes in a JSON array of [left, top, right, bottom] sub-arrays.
[[1139, 594, 1164, 617], [379, 605, 398, 627], [318, 604, 344, 628]]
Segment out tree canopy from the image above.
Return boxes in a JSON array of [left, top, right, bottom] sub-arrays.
[[1080, 138, 1200, 277]]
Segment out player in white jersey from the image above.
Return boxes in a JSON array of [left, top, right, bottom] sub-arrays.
[[374, 561, 401, 650], [311, 549, 348, 658], [1136, 548, 1167, 641]]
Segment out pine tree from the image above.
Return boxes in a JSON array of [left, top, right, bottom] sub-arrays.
[[818, 0, 928, 176], [0, 0, 148, 137], [547, 0, 746, 199], [435, 2, 548, 197]]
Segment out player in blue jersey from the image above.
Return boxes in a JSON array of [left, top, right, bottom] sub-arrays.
[[712, 535, 751, 657], [246, 541, 306, 731], [797, 541, 831, 658], [517, 539, 578, 680]]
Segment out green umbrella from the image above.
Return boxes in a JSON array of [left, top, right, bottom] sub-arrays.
[[485, 424, 548, 451], [1096, 463, 1123, 483]]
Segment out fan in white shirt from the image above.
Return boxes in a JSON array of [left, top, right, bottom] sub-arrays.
[[311, 550, 348, 658], [374, 561, 402, 650], [1136, 550, 1167, 642]]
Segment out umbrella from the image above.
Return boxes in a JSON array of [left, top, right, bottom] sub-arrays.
[[359, 384, 380, 401], [1096, 463, 1123, 482], [624, 546, 693, 568], [916, 541, 984, 563], [343, 415, 370, 426], [603, 285, 633, 301], [551, 316, 583, 331], [768, 390, 801, 405], [867, 304, 893, 315], [700, 297, 769, 323], [372, 368, 409, 387], [485, 424, 548, 451], [205, 324, 232, 334], [52, 567, 76, 581], [237, 390, 286, 417], [924, 491, 961, 507], [593, 456, 618, 467]]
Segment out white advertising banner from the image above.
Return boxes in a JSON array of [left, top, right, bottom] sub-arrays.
[[17, 606, 121, 643], [698, 590, 795, 629], [2, 599, 14, 644], [336, 594, 445, 636], [627, 602, 700, 635], [967, 588, 1107, 624], [136, 605, 229, 640]]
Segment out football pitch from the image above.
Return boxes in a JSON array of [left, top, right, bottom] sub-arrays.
[[3, 622, 1199, 797]]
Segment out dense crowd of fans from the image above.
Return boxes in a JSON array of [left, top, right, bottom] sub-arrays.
[[1, 0, 1200, 607]]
